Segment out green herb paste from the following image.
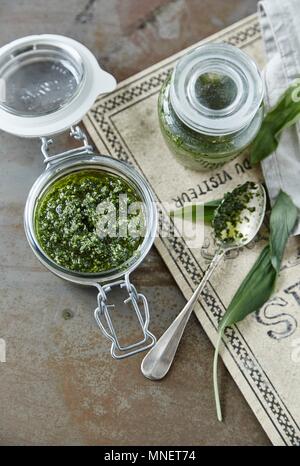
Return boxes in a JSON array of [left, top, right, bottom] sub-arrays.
[[213, 181, 257, 243], [35, 170, 145, 273]]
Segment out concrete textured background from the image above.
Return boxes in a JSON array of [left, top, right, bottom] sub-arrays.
[[0, 0, 271, 445]]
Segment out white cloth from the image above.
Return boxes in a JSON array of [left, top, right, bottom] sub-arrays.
[[258, 0, 300, 234]]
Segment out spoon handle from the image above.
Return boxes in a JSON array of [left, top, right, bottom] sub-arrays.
[[141, 249, 225, 380]]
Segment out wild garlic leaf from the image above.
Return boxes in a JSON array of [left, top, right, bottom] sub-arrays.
[[218, 245, 277, 331], [251, 82, 300, 164], [213, 190, 297, 422], [170, 200, 221, 225], [269, 191, 298, 272], [218, 191, 297, 331], [213, 245, 277, 422]]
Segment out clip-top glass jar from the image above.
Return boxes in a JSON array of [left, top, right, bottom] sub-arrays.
[[158, 43, 264, 171], [0, 35, 157, 359]]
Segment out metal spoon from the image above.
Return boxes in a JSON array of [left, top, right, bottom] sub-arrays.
[[141, 182, 266, 381]]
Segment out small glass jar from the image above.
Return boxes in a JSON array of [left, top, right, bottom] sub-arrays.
[[25, 153, 157, 287], [158, 43, 264, 171]]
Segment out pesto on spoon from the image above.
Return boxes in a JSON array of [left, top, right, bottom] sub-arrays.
[[141, 182, 266, 382]]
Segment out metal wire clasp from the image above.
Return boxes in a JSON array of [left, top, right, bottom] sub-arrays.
[[94, 273, 156, 359], [40, 125, 94, 166]]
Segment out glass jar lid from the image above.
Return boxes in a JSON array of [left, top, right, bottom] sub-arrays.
[[170, 43, 264, 135], [0, 35, 116, 137]]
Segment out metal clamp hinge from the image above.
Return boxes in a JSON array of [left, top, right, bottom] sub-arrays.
[[94, 274, 156, 359], [40, 125, 94, 165]]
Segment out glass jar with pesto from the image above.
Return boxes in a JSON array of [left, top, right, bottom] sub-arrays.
[[0, 34, 157, 359], [158, 43, 264, 171]]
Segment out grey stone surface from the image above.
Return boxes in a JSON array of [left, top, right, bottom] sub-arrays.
[[0, 0, 270, 445]]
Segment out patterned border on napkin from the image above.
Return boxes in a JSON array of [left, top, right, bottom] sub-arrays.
[[84, 14, 300, 446]]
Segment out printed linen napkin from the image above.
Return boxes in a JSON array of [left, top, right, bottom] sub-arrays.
[[258, 0, 300, 234]]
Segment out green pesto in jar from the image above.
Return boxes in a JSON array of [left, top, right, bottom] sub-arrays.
[[35, 170, 145, 273], [158, 77, 263, 171]]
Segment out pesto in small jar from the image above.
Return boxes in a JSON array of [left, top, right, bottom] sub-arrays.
[[158, 44, 264, 171], [34, 170, 146, 273]]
